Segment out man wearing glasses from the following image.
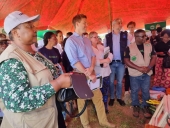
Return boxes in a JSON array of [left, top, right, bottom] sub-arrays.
[[104, 18, 130, 106], [124, 29, 156, 118]]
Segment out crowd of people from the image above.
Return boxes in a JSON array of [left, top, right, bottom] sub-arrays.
[[0, 11, 170, 128]]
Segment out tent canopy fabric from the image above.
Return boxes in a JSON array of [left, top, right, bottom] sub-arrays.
[[0, 0, 170, 35]]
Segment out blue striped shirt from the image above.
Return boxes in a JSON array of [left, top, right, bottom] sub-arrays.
[[65, 32, 95, 68]]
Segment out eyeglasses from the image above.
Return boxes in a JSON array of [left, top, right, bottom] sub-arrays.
[[136, 35, 147, 39], [92, 36, 98, 39], [0, 41, 8, 45]]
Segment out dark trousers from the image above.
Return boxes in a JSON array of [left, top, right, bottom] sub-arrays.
[[125, 68, 131, 91], [152, 65, 155, 75], [56, 100, 66, 128], [100, 76, 110, 110]]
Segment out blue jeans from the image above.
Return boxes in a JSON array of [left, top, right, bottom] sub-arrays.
[[130, 74, 150, 107], [100, 76, 110, 110], [110, 62, 125, 99]]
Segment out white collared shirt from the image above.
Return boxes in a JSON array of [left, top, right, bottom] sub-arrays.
[[128, 33, 135, 43], [53, 43, 63, 54]]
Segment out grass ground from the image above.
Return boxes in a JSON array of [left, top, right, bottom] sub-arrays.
[[67, 100, 150, 128], [66, 77, 154, 128]]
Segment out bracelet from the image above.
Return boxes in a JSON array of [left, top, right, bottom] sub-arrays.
[[148, 66, 152, 69]]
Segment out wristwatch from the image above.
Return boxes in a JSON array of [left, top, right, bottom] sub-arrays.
[[148, 66, 152, 69]]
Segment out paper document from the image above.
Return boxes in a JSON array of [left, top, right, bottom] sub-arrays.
[[88, 75, 102, 90], [168, 49, 170, 53], [104, 47, 110, 59]]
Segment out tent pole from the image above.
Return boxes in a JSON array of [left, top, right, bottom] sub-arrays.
[[108, 0, 112, 32], [77, 0, 84, 14], [0, 0, 8, 12]]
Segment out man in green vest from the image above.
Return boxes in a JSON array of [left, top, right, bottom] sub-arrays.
[[124, 29, 156, 118]]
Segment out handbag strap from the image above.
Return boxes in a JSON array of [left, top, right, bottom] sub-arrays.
[[59, 100, 88, 118]]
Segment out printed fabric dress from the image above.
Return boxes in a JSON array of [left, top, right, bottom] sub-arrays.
[[153, 41, 170, 88]]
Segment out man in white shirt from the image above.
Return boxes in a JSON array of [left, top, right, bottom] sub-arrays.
[[124, 21, 136, 104], [127, 21, 136, 43], [54, 30, 64, 54], [54, 43, 63, 54]]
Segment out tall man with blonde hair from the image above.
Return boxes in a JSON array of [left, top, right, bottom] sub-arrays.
[[65, 14, 115, 128]]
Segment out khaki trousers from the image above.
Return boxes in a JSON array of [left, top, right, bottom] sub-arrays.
[[77, 89, 108, 126]]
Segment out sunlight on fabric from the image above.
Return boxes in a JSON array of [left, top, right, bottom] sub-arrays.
[[166, 26, 170, 29]]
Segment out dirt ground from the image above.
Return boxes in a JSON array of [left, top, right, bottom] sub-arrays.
[[67, 101, 150, 128], [66, 77, 155, 128]]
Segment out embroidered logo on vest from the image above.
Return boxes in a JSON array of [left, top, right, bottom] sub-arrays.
[[123, 34, 127, 38], [131, 56, 137, 61]]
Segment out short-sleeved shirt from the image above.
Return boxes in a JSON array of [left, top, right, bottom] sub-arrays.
[[62, 51, 73, 73], [150, 36, 160, 46], [53, 43, 63, 54], [38, 46, 62, 64], [65, 32, 95, 68], [124, 43, 156, 58], [128, 33, 135, 43], [155, 41, 170, 57]]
